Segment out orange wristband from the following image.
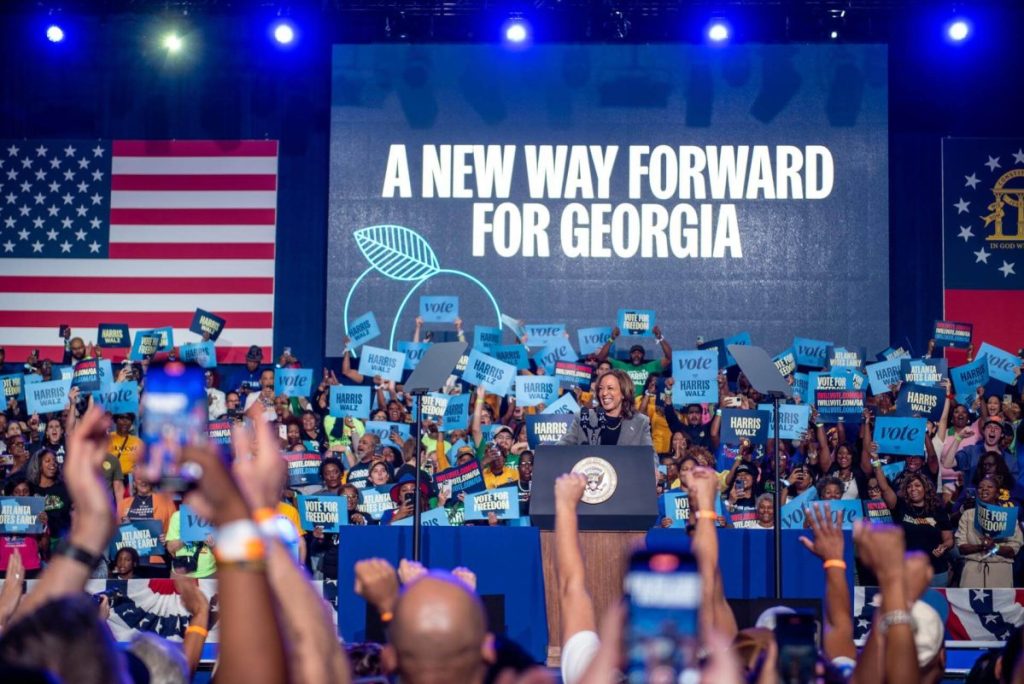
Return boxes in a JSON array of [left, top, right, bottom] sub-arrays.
[[185, 624, 209, 638], [694, 510, 717, 521], [252, 507, 277, 524], [823, 559, 847, 570]]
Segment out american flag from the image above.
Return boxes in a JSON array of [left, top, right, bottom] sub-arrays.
[[855, 587, 1024, 644], [0, 139, 277, 364], [942, 138, 1024, 362]]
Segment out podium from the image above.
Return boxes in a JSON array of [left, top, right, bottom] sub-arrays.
[[530, 445, 658, 530]]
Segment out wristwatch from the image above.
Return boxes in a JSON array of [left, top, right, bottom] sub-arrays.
[[56, 540, 103, 570]]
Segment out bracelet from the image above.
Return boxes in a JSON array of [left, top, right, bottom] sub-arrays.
[[185, 624, 209, 638], [213, 519, 266, 564], [607, 337, 616, 344], [823, 559, 847, 570], [715, 409, 722, 417], [694, 510, 717, 521], [877, 609, 916, 636], [655, 336, 665, 343], [252, 507, 277, 524], [380, 611, 394, 624]]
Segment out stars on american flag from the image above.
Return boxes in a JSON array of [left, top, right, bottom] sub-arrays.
[[0, 140, 110, 258]]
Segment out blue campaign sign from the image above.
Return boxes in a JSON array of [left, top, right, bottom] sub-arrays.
[[109, 520, 165, 559], [441, 393, 470, 431], [792, 372, 809, 403], [70, 358, 102, 394], [0, 374, 25, 401], [524, 324, 565, 346], [828, 347, 864, 370], [781, 497, 862, 530], [179, 505, 215, 543], [865, 358, 904, 395], [397, 341, 432, 370], [275, 368, 314, 398], [96, 323, 130, 348], [0, 496, 45, 533], [190, 308, 227, 341], [895, 383, 946, 422], [773, 349, 797, 377], [129, 330, 163, 360], [364, 421, 412, 450], [873, 416, 928, 457], [671, 350, 719, 405], [900, 358, 947, 386], [757, 403, 811, 440], [180, 341, 217, 369], [554, 362, 592, 391], [465, 486, 521, 521], [298, 495, 348, 532], [285, 452, 323, 487], [473, 326, 502, 354], [977, 343, 1021, 385], [658, 492, 691, 528], [934, 320, 972, 349], [723, 332, 752, 367], [720, 409, 771, 445], [525, 414, 576, 448], [25, 378, 72, 414], [501, 314, 527, 341], [880, 460, 906, 483], [94, 358, 114, 391], [617, 308, 656, 336], [578, 326, 612, 356], [975, 500, 1019, 540], [542, 392, 580, 416], [491, 344, 529, 371], [94, 382, 140, 415], [779, 489, 818, 529], [793, 337, 832, 368], [534, 339, 577, 374], [393, 507, 451, 527], [419, 295, 459, 324], [420, 393, 450, 424], [360, 346, 406, 383], [515, 376, 560, 407], [463, 349, 516, 397], [950, 356, 990, 405], [329, 385, 371, 419], [347, 311, 381, 350], [357, 485, 397, 520]]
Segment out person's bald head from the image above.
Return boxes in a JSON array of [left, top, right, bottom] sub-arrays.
[[386, 572, 494, 684]]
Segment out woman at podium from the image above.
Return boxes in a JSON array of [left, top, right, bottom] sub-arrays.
[[557, 369, 653, 446]]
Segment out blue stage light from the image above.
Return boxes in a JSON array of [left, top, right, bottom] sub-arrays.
[[504, 18, 529, 44], [272, 20, 295, 45], [46, 24, 65, 43], [707, 21, 730, 43], [947, 19, 970, 42]]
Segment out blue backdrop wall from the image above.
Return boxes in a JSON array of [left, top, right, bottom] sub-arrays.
[[0, 8, 1021, 369]]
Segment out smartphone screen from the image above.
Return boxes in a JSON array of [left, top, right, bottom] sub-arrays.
[[775, 613, 818, 684], [624, 550, 701, 684], [140, 362, 207, 489]]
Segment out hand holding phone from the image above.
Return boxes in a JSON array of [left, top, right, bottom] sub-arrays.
[[624, 549, 701, 684]]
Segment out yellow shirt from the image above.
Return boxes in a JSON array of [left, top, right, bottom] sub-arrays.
[[636, 397, 670, 454], [483, 465, 519, 490], [108, 433, 143, 475], [276, 502, 302, 534]]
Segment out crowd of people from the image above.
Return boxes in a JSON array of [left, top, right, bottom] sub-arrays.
[[0, 323, 1019, 679]]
